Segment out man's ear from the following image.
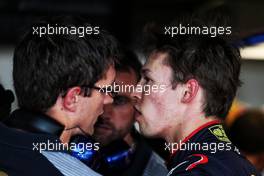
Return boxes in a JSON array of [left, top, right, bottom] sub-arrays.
[[62, 87, 82, 112], [181, 79, 199, 103]]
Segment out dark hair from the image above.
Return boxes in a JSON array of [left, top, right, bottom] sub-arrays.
[[228, 109, 264, 154], [0, 84, 14, 121], [146, 34, 241, 119], [13, 16, 120, 113], [115, 49, 142, 81]]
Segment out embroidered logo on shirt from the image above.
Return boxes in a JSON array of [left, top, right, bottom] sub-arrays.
[[208, 125, 230, 142]]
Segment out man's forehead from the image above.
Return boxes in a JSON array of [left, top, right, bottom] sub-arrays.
[[143, 52, 169, 73], [115, 71, 137, 94], [115, 71, 137, 84]]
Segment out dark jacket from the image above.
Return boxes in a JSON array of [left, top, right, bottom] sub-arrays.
[[95, 136, 168, 176], [0, 109, 101, 176], [0, 122, 63, 176], [167, 120, 261, 176]]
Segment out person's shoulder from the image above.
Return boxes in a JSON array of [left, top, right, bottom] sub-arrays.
[[167, 152, 261, 176], [143, 152, 168, 176], [42, 151, 102, 176], [149, 151, 166, 167], [135, 136, 168, 176]]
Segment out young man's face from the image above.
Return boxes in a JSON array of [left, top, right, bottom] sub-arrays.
[[93, 69, 138, 145], [132, 52, 184, 138], [76, 65, 116, 135]]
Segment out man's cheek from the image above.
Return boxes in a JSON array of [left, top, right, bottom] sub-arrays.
[[141, 98, 159, 120], [98, 97, 104, 111], [149, 93, 165, 114]]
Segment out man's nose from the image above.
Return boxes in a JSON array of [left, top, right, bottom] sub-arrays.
[[104, 94, 113, 104], [101, 104, 113, 119]]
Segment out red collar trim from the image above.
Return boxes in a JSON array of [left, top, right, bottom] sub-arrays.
[[168, 120, 221, 161]]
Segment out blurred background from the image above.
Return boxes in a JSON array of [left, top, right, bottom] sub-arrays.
[[0, 0, 263, 110]]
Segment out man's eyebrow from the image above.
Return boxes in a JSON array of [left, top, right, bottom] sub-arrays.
[[141, 68, 151, 75]]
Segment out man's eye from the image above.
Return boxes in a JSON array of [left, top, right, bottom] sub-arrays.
[[144, 76, 152, 84], [113, 96, 130, 106], [100, 86, 112, 93], [106, 86, 113, 92]]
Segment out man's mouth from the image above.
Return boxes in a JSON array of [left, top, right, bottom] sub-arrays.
[[95, 123, 111, 130], [134, 106, 143, 121], [99, 110, 104, 115], [94, 119, 112, 131], [134, 105, 142, 114]]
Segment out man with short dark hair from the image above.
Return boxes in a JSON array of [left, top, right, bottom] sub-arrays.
[[0, 16, 119, 176], [92, 50, 168, 176], [132, 33, 261, 175]]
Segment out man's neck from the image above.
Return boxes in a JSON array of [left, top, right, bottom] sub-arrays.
[[46, 109, 74, 144], [124, 133, 135, 147], [60, 130, 73, 144], [165, 114, 219, 143]]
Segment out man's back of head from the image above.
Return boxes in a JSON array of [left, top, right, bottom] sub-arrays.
[[1, 15, 121, 176]]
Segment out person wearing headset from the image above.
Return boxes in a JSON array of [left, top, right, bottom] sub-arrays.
[[86, 49, 167, 176], [0, 16, 120, 176]]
